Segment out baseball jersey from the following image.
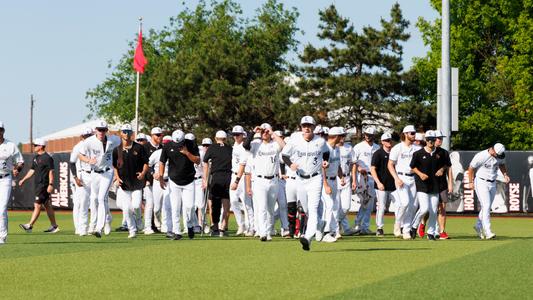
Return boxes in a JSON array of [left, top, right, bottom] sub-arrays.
[[160, 140, 200, 185], [324, 143, 340, 178], [148, 149, 169, 179], [70, 140, 93, 175], [389, 142, 419, 174], [352, 141, 380, 172], [248, 140, 282, 177], [112, 142, 149, 191], [281, 132, 329, 176], [194, 148, 206, 177], [338, 143, 353, 176], [31, 152, 54, 191], [81, 134, 121, 171], [232, 142, 248, 173], [410, 147, 440, 193], [0, 139, 23, 176], [469, 149, 505, 181], [371, 147, 395, 191]]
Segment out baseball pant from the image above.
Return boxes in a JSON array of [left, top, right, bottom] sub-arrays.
[[336, 176, 352, 232], [159, 180, 172, 233], [322, 178, 339, 233], [229, 173, 245, 229], [375, 189, 396, 230], [274, 179, 289, 231], [475, 177, 496, 236], [253, 177, 279, 237], [0, 175, 12, 241], [90, 170, 114, 233], [143, 184, 157, 231], [298, 175, 323, 241], [117, 188, 142, 234], [395, 175, 417, 231], [74, 171, 92, 235], [354, 175, 376, 230], [169, 179, 195, 235], [151, 179, 165, 230], [411, 192, 438, 235], [193, 178, 204, 227]]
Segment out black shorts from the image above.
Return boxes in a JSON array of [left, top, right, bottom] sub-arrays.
[[439, 190, 448, 203], [35, 188, 50, 204], [209, 173, 231, 201]]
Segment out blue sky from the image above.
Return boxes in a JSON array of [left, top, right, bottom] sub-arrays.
[[0, 0, 438, 144]]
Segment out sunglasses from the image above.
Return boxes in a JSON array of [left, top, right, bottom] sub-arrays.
[[382, 139, 392, 142], [121, 130, 133, 135], [426, 138, 436, 142], [407, 132, 416, 136], [96, 128, 108, 132], [153, 133, 163, 137]]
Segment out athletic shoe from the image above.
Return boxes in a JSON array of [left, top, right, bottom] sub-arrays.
[[335, 231, 342, 239], [417, 223, 426, 238], [439, 232, 450, 239], [104, 223, 111, 235], [315, 231, 324, 242], [128, 232, 137, 239], [193, 226, 202, 234], [322, 234, 337, 243], [427, 234, 436, 241], [245, 230, 255, 237], [281, 230, 291, 239], [393, 223, 401, 237], [144, 228, 155, 235], [93, 231, 102, 238], [402, 230, 411, 240], [219, 230, 227, 237], [19, 224, 32, 233], [44, 225, 60, 233], [474, 225, 485, 239], [0, 238, 5, 245], [236, 226, 245, 236], [299, 237, 310, 251], [266, 235, 272, 241], [165, 232, 175, 239], [260, 236, 267, 242], [79, 232, 88, 237], [115, 226, 128, 232], [376, 228, 384, 236], [485, 233, 496, 240], [173, 234, 183, 240], [187, 227, 195, 239], [203, 225, 210, 234], [352, 225, 361, 235], [410, 227, 417, 239]]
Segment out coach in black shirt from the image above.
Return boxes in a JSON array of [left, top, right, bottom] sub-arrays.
[[409, 130, 440, 240], [434, 130, 453, 239], [370, 132, 395, 236], [159, 130, 200, 240], [19, 138, 59, 233], [202, 130, 232, 237]]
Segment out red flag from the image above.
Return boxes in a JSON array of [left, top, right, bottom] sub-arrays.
[[133, 30, 147, 73]]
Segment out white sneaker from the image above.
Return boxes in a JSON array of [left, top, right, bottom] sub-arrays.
[[0, 237, 6, 245], [128, 232, 137, 239], [335, 231, 342, 239], [403, 230, 412, 240], [266, 235, 272, 241], [236, 226, 245, 236], [144, 228, 155, 235], [315, 231, 324, 242], [281, 229, 290, 238], [104, 223, 111, 235], [79, 232, 88, 237], [394, 223, 401, 237], [485, 232, 496, 240], [322, 234, 337, 243], [203, 225, 210, 234], [245, 230, 255, 237]]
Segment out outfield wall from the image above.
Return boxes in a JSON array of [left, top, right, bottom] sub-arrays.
[[9, 151, 533, 213]]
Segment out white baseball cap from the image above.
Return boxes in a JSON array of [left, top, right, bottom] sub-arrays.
[[328, 127, 344, 136], [300, 115, 316, 125], [151, 127, 163, 135], [231, 125, 245, 134], [162, 135, 172, 143], [381, 132, 392, 141], [95, 120, 108, 129], [363, 127, 376, 135], [201, 138, 212, 145], [313, 125, 324, 134], [415, 132, 425, 141], [172, 130, 185, 142], [260, 123, 272, 130], [434, 129, 445, 137], [120, 124, 133, 131], [136, 133, 148, 140], [33, 138, 46, 146], [402, 125, 416, 133], [493, 143, 505, 156], [0, 121, 4, 129], [81, 127, 93, 136], [215, 130, 227, 139], [425, 130, 437, 139], [184, 133, 195, 141]]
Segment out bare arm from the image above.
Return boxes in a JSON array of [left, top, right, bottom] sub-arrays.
[[47, 169, 54, 193], [499, 164, 510, 183], [19, 169, 35, 186]]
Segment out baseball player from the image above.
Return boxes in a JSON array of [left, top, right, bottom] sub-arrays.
[[229, 125, 249, 235], [370, 132, 396, 236], [69, 127, 94, 236], [190, 137, 210, 233], [467, 143, 510, 239], [142, 127, 163, 235], [336, 129, 354, 237], [149, 135, 174, 238], [78, 120, 122, 238], [282, 116, 330, 251], [0, 121, 24, 245], [283, 136, 300, 238], [243, 123, 285, 241], [159, 130, 200, 240], [112, 124, 149, 238], [351, 127, 380, 235], [387, 125, 420, 240]]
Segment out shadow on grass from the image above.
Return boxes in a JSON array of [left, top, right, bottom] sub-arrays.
[[312, 247, 432, 253], [13, 240, 129, 245]]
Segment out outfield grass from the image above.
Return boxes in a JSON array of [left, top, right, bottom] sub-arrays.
[[1, 212, 532, 299]]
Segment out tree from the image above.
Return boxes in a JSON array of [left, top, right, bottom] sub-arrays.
[[295, 3, 428, 136], [86, 0, 299, 136], [415, 0, 533, 150]]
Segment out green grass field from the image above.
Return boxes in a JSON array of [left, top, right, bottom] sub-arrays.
[[1, 212, 532, 299]]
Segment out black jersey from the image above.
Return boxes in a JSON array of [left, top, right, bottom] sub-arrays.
[[410, 148, 440, 194], [160, 139, 199, 185], [113, 142, 149, 191], [31, 152, 54, 191], [371, 148, 395, 191]]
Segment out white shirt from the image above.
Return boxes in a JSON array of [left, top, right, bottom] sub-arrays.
[[232, 142, 248, 173], [0, 139, 23, 176], [249, 140, 282, 177], [194, 148, 206, 177], [339, 143, 353, 175], [81, 134, 121, 171], [281, 132, 329, 176], [325, 143, 340, 178], [389, 142, 418, 174], [70, 140, 93, 175], [469, 149, 505, 181], [352, 141, 379, 172], [149, 149, 168, 179]]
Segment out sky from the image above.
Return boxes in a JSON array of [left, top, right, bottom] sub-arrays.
[[0, 0, 438, 144]]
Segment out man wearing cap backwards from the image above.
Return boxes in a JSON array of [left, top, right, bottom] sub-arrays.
[[351, 126, 380, 235], [282, 116, 330, 251], [142, 127, 163, 234], [149, 135, 174, 237], [388, 125, 420, 240], [0, 122, 24, 244], [69, 127, 94, 236], [335, 128, 355, 237], [159, 130, 200, 240], [19, 138, 60, 234], [467, 143, 510, 239], [408, 130, 442, 240], [78, 120, 122, 238], [243, 123, 285, 241], [112, 124, 149, 238], [203, 130, 233, 237], [370, 132, 396, 236], [228, 125, 249, 236]]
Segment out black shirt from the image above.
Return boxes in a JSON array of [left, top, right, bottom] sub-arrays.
[[160, 139, 199, 185], [410, 147, 440, 194], [143, 141, 161, 184], [435, 147, 452, 192], [371, 148, 395, 192], [113, 142, 148, 191], [31, 152, 54, 191], [203, 143, 232, 174]]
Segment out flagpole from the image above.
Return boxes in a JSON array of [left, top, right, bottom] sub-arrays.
[[135, 17, 142, 136]]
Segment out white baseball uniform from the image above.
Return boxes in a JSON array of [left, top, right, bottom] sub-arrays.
[[70, 140, 93, 235], [230, 142, 248, 230], [0, 139, 23, 242], [322, 143, 341, 234], [273, 153, 289, 233], [337, 142, 353, 233], [149, 149, 171, 233], [352, 140, 380, 231]]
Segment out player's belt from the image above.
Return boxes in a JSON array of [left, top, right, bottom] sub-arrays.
[[326, 176, 337, 180], [82, 170, 92, 173], [287, 176, 296, 180], [93, 167, 111, 174], [343, 173, 350, 177], [479, 177, 495, 183], [194, 176, 202, 180], [298, 172, 319, 179], [0, 173, 10, 179], [257, 174, 277, 180], [398, 172, 414, 177]]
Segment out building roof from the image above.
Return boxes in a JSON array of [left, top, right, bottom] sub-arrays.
[[38, 119, 122, 141]]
